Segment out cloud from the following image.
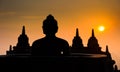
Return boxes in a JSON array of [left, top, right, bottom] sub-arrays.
[[20, 16, 41, 19], [0, 12, 16, 16]]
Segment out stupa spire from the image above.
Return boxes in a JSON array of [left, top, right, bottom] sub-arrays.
[[106, 45, 109, 53], [92, 29, 94, 37], [76, 28, 79, 37], [22, 26, 25, 35]]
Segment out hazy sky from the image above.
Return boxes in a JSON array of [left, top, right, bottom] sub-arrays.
[[0, 0, 120, 68]]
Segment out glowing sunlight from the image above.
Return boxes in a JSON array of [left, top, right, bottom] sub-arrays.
[[98, 26, 105, 32]]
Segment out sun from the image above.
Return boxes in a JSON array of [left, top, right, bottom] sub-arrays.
[[98, 26, 105, 32]]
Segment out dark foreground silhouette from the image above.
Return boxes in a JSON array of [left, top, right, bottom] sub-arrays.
[[32, 15, 69, 56], [5, 14, 119, 72], [0, 55, 115, 72]]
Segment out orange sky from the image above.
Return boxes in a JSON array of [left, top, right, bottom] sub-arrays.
[[0, 0, 120, 69]]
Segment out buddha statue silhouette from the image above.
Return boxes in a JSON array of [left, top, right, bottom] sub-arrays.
[[32, 14, 70, 56]]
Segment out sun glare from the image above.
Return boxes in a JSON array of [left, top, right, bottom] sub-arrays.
[[98, 26, 105, 32]]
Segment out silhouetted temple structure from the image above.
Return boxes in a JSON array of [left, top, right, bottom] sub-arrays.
[[71, 28, 103, 54], [71, 28, 84, 53], [6, 26, 31, 55], [2, 14, 119, 72]]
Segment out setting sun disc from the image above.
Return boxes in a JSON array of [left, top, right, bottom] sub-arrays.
[[98, 26, 105, 32]]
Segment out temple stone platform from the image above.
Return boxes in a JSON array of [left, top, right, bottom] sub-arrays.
[[0, 53, 113, 72]]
